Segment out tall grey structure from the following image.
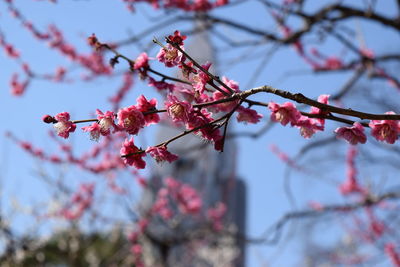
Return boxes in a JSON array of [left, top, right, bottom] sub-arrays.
[[140, 20, 246, 267]]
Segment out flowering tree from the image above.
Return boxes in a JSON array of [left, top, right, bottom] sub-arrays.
[[1, 0, 400, 266]]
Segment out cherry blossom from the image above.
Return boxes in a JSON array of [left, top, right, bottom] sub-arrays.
[[120, 138, 146, 169], [133, 52, 149, 70], [167, 30, 187, 45], [177, 184, 202, 214], [369, 112, 400, 144], [135, 95, 160, 126], [117, 105, 145, 135], [310, 94, 330, 126], [268, 101, 301, 126], [335, 122, 367, 145], [212, 76, 240, 112], [53, 112, 76, 139], [82, 122, 101, 141], [192, 62, 212, 94], [236, 106, 263, 124], [96, 109, 115, 135], [295, 116, 323, 138], [145, 146, 178, 163], [165, 95, 193, 124], [157, 44, 184, 67]]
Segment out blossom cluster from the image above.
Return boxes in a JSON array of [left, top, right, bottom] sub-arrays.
[[268, 95, 400, 145], [268, 95, 326, 139], [42, 30, 400, 175]]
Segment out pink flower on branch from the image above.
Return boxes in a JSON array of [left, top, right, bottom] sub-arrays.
[[167, 30, 187, 46], [165, 95, 193, 124], [369, 112, 400, 144], [133, 52, 149, 70], [136, 95, 160, 126], [295, 116, 323, 138], [53, 112, 76, 139], [192, 62, 212, 94], [157, 44, 185, 67], [268, 101, 301, 126], [146, 146, 178, 163], [117, 105, 145, 135], [236, 106, 263, 124], [335, 122, 367, 145], [212, 76, 240, 112], [120, 138, 146, 169], [82, 122, 101, 142], [96, 109, 115, 136], [310, 94, 330, 126]]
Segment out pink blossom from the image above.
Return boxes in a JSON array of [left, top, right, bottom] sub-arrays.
[[177, 184, 202, 214], [53, 112, 76, 139], [117, 105, 145, 135], [96, 109, 115, 135], [192, 62, 212, 94], [120, 138, 146, 169], [369, 112, 400, 144], [82, 122, 101, 141], [156, 44, 184, 67], [136, 95, 160, 125], [167, 30, 187, 46], [295, 116, 323, 138], [212, 76, 240, 112], [268, 102, 301, 126], [221, 76, 239, 91], [165, 95, 193, 124], [335, 122, 367, 145], [10, 73, 29, 96], [310, 94, 330, 126], [146, 146, 178, 163], [236, 106, 263, 124], [133, 52, 149, 70], [187, 108, 222, 147]]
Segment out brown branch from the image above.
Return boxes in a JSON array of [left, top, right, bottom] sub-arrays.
[[250, 191, 400, 245]]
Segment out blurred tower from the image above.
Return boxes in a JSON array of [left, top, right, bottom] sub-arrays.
[[140, 20, 246, 267]]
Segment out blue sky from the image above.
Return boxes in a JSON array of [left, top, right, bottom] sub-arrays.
[[1, 0, 400, 266]]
